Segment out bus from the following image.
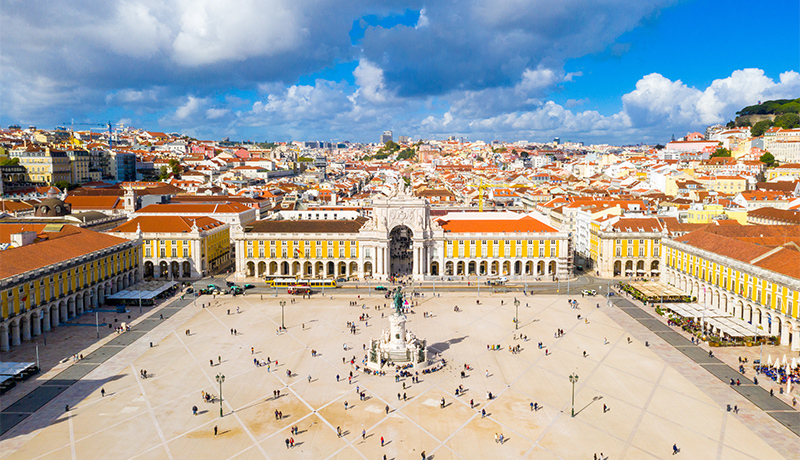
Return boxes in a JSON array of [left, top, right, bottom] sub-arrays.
[[288, 285, 311, 295], [265, 278, 338, 289]]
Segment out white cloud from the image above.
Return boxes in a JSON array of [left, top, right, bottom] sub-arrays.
[[351, 60, 395, 104]]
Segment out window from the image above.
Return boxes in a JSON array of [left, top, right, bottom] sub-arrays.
[[539, 247, 544, 257], [281, 248, 288, 258], [365, 248, 372, 259], [145, 247, 151, 258], [350, 247, 357, 258], [639, 239, 645, 245], [171, 246, 177, 258], [270, 249, 276, 258], [339, 248, 345, 259], [247, 248, 253, 258], [160, 247, 166, 258], [639, 247, 645, 257], [550, 247, 556, 257], [316, 248, 322, 258], [627, 247, 633, 257], [259, 247, 264, 258], [183, 246, 189, 257], [616, 248, 621, 257], [328, 248, 334, 258]]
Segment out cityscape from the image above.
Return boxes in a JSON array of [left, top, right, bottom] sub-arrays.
[[1, 1, 800, 459]]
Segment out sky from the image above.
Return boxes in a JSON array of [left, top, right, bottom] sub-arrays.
[[1, 0, 799, 145]]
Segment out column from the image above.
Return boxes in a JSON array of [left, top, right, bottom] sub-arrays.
[[781, 321, 791, 347], [376, 247, 382, 276], [792, 327, 800, 351], [32, 313, 41, 336], [413, 246, 419, 275], [21, 319, 31, 341], [43, 308, 51, 332], [10, 322, 20, 347], [1, 328, 9, 351], [52, 306, 60, 328]]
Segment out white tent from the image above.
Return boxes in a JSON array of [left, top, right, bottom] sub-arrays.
[[768, 355, 773, 366], [782, 354, 788, 366]]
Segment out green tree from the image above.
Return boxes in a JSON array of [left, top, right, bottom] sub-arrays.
[[711, 147, 731, 158], [751, 119, 774, 137], [0, 157, 20, 166], [774, 113, 800, 129], [158, 166, 170, 180], [54, 180, 70, 190], [759, 151, 776, 166], [397, 148, 416, 160], [726, 120, 736, 128], [297, 156, 314, 162]]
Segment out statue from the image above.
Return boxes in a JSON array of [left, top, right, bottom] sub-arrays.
[[393, 287, 404, 315]]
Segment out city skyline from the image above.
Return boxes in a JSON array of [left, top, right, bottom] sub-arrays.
[[1, 0, 798, 144]]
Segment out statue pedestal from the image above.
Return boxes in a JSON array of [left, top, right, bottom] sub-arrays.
[[369, 312, 425, 368]]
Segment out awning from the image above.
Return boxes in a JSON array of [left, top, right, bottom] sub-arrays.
[[107, 281, 178, 300], [0, 362, 35, 376]]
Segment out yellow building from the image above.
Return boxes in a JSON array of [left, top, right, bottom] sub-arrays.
[[10, 145, 72, 184], [662, 224, 800, 349], [0, 224, 141, 351], [695, 175, 748, 194], [766, 163, 800, 181], [109, 216, 230, 279], [685, 203, 747, 224], [590, 216, 664, 278], [234, 198, 572, 281]]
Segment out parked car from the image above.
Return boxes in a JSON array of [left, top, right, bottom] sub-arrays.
[[226, 281, 235, 287], [230, 286, 243, 294], [243, 284, 255, 290], [581, 289, 597, 296], [336, 278, 347, 283], [375, 285, 388, 291]]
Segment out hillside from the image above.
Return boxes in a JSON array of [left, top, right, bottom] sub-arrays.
[[737, 98, 800, 116]]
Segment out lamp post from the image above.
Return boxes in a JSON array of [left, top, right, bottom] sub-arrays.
[[569, 373, 579, 417], [514, 297, 520, 330], [279, 300, 286, 330], [215, 373, 225, 417], [95, 310, 100, 339]]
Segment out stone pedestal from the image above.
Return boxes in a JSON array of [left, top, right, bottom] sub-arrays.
[[368, 312, 426, 369]]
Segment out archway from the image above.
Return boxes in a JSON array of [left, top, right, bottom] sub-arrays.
[[624, 260, 633, 275], [614, 260, 622, 276], [349, 262, 358, 277], [430, 261, 438, 276], [170, 261, 180, 279], [304, 262, 312, 277], [293, 262, 301, 276], [182, 261, 191, 278], [389, 226, 413, 279], [269, 261, 278, 275], [548, 261, 556, 275], [456, 261, 465, 276], [468, 261, 476, 275], [537, 261, 544, 276], [525, 261, 533, 275], [315, 262, 324, 277], [326, 261, 334, 277], [480, 261, 488, 276], [144, 261, 154, 278], [445, 261, 454, 276], [491, 261, 499, 275], [514, 261, 522, 275], [364, 261, 373, 277], [280, 261, 289, 275], [246, 261, 255, 277], [159, 261, 168, 278], [502, 261, 510, 275], [338, 262, 347, 276], [258, 262, 267, 277]]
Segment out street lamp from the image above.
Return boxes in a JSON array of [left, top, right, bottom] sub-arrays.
[[279, 300, 286, 330], [514, 297, 520, 330], [215, 373, 225, 417], [569, 373, 579, 417]]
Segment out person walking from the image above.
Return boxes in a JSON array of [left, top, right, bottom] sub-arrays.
[[385, 405, 390, 414], [214, 425, 218, 436], [101, 388, 105, 397], [362, 429, 366, 440], [192, 405, 198, 415], [672, 444, 679, 455]]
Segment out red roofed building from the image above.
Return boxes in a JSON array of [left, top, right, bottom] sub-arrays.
[[110, 216, 230, 279], [663, 223, 800, 349], [0, 225, 141, 351]]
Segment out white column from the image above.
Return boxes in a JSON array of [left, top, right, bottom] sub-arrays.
[[43, 308, 51, 332], [792, 327, 800, 351], [781, 321, 791, 346], [413, 246, 419, 275], [32, 313, 41, 336]]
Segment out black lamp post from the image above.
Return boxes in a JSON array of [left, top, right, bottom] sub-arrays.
[[215, 373, 225, 417], [569, 373, 579, 417]]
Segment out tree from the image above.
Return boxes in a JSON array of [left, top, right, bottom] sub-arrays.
[[158, 166, 170, 180], [726, 120, 736, 128], [654, 144, 665, 150], [0, 157, 20, 166], [54, 181, 70, 190], [759, 151, 776, 166], [397, 148, 416, 160], [751, 120, 774, 137], [711, 148, 731, 158], [774, 113, 800, 129]]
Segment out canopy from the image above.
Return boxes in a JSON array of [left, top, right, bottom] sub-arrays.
[[663, 303, 756, 337], [0, 362, 36, 376], [626, 282, 688, 302], [107, 281, 178, 300]]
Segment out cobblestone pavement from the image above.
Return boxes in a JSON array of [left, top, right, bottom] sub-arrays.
[[1, 290, 794, 459]]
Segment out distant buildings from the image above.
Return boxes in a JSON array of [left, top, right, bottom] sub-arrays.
[[380, 130, 393, 144]]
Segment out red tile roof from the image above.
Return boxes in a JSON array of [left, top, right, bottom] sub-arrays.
[[438, 216, 556, 233], [110, 215, 225, 233]]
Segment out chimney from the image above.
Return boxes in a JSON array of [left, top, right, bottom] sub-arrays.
[[11, 231, 37, 247]]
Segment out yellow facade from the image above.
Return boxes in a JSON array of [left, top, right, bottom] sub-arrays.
[[1, 247, 139, 319], [665, 247, 798, 319], [442, 239, 558, 258]]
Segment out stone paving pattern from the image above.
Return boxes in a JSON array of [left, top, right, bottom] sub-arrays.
[[1, 290, 797, 459]]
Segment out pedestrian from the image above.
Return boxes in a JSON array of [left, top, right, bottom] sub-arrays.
[[101, 388, 105, 397], [285, 438, 290, 449], [337, 426, 342, 437], [214, 425, 218, 436], [481, 408, 486, 418], [385, 405, 390, 414], [381, 436, 385, 447], [362, 429, 366, 440], [470, 399, 474, 409], [192, 405, 197, 415], [485, 369, 489, 378], [672, 444, 679, 455], [421, 451, 425, 460], [218, 356, 221, 365], [344, 401, 348, 410], [251, 347, 254, 354], [495, 433, 498, 443]]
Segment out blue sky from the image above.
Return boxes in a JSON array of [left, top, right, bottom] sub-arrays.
[[1, 0, 798, 144]]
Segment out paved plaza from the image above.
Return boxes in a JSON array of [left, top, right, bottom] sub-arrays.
[[1, 289, 798, 459]]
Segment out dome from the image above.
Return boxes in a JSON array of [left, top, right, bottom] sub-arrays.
[[35, 198, 71, 217]]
